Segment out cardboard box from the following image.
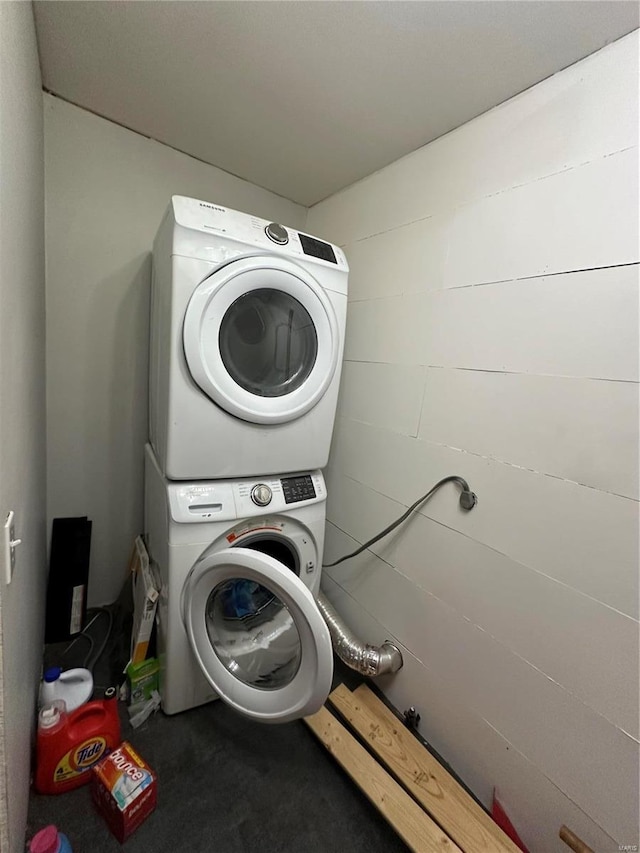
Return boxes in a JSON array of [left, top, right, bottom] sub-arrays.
[[91, 741, 157, 843], [129, 537, 159, 664], [126, 658, 160, 710]]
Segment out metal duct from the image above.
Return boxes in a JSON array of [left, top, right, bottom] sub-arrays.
[[317, 592, 403, 677]]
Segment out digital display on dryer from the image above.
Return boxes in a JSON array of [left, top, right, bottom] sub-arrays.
[[299, 234, 337, 264], [281, 475, 316, 504]]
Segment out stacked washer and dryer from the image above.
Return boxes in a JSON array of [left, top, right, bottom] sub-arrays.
[[145, 197, 348, 723]]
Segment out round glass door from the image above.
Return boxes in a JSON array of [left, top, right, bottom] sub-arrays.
[[206, 578, 302, 690], [219, 289, 318, 398], [183, 256, 339, 424], [182, 548, 333, 722]]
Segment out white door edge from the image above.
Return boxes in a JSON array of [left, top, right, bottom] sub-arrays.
[[182, 547, 333, 723]]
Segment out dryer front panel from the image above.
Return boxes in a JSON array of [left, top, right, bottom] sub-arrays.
[[183, 256, 339, 424], [182, 547, 333, 723]]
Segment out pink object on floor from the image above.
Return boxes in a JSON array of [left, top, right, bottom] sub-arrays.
[[29, 824, 72, 853]]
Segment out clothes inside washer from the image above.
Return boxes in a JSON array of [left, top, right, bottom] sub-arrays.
[[206, 584, 302, 689], [219, 579, 275, 620]]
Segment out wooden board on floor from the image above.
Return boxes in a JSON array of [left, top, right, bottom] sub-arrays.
[[304, 704, 462, 853], [328, 683, 520, 853]]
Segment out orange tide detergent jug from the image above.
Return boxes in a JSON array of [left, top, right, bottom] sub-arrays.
[[34, 687, 121, 794]]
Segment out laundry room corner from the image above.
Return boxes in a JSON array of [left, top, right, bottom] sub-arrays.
[[3, 3, 637, 851], [43, 94, 307, 607]]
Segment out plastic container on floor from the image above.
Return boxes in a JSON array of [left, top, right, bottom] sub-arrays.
[[34, 688, 121, 795], [29, 824, 73, 853], [39, 667, 93, 712]]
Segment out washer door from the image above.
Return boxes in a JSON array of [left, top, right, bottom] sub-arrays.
[[182, 547, 333, 722], [183, 256, 339, 424]]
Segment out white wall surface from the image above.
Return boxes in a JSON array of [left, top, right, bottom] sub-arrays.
[[307, 31, 639, 852], [44, 95, 306, 606], [0, 4, 47, 851]]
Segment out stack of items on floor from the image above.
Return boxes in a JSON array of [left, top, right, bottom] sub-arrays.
[[31, 531, 160, 846], [123, 535, 161, 727]]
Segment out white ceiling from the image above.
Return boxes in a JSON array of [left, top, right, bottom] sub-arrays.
[[33, 1, 639, 207]]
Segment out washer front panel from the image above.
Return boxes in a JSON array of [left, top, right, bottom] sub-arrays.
[[183, 256, 339, 424]]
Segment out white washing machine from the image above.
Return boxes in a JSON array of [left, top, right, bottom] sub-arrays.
[[144, 444, 333, 722], [149, 196, 348, 480]]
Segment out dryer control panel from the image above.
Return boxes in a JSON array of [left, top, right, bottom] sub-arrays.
[[170, 195, 348, 276]]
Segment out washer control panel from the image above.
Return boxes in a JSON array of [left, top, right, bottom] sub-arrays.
[[281, 474, 316, 504], [251, 484, 273, 506], [168, 469, 325, 521]]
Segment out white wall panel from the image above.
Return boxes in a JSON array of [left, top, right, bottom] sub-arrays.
[[343, 213, 448, 301], [444, 147, 639, 288], [0, 6, 47, 851], [337, 361, 426, 436], [325, 516, 638, 736], [324, 463, 408, 550], [393, 516, 637, 734], [309, 31, 639, 246], [321, 575, 622, 853], [312, 33, 640, 847], [343, 294, 426, 364], [330, 421, 639, 619], [425, 265, 639, 381], [419, 369, 639, 499], [324, 527, 639, 841]]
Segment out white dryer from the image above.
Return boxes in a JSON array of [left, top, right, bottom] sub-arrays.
[[149, 196, 348, 480], [143, 444, 333, 722]]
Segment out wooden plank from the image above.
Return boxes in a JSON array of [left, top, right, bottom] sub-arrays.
[[559, 825, 595, 853], [303, 704, 461, 853], [329, 683, 520, 853]]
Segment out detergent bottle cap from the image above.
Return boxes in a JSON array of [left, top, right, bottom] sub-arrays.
[[38, 700, 67, 730], [43, 667, 62, 683], [29, 824, 62, 853]]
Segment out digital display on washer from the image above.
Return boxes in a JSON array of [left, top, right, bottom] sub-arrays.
[[281, 475, 316, 504], [298, 233, 337, 264]]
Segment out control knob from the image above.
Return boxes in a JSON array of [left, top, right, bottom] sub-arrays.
[[265, 222, 289, 245], [251, 484, 272, 507]]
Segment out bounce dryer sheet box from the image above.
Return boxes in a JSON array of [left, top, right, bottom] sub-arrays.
[[91, 741, 157, 843], [129, 536, 159, 664]]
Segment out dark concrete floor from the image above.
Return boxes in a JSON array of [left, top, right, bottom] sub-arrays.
[[27, 693, 410, 853], [28, 607, 409, 853]]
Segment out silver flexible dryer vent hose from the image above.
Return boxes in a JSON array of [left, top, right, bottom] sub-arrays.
[[316, 592, 403, 677]]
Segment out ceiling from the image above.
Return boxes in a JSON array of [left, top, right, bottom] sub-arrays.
[[33, 1, 639, 207]]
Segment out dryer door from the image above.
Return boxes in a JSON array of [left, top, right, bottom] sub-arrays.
[[183, 256, 339, 425], [182, 547, 333, 723]]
